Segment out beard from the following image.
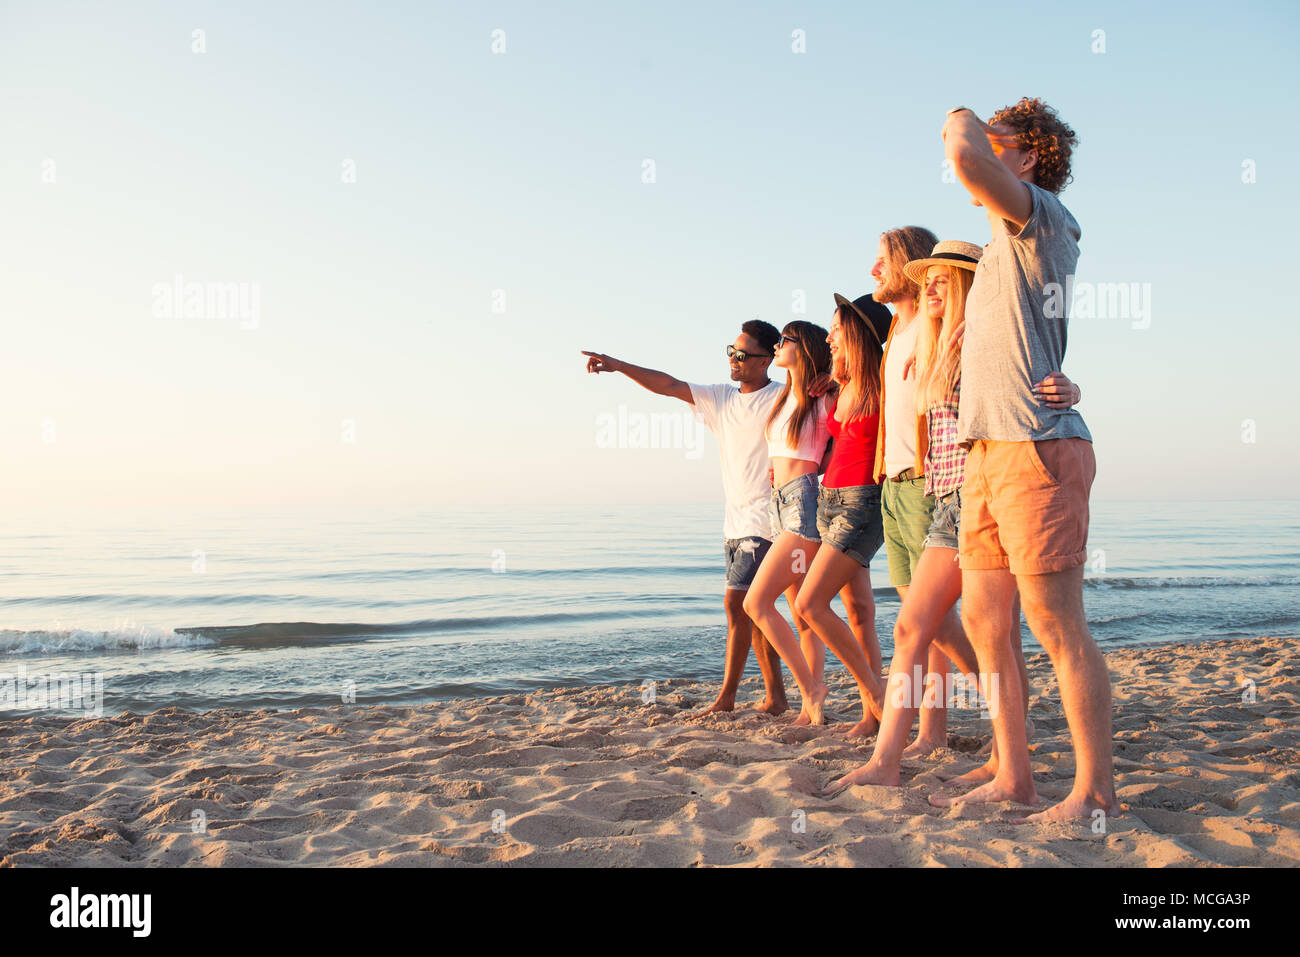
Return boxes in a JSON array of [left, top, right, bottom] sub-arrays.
[[872, 273, 913, 305]]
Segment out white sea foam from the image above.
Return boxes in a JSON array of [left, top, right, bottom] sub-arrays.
[[0, 623, 219, 657]]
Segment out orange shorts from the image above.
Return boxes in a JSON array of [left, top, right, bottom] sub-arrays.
[[959, 438, 1096, 576]]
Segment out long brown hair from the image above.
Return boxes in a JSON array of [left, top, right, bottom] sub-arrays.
[[914, 264, 975, 412], [833, 306, 883, 422], [766, 320, 831, 449], [876, 226, 938, 305]]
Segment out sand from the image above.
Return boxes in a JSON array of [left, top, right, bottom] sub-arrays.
[[1, 635, 1296, 867]]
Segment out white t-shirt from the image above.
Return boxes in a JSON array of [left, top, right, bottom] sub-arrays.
[[883, 316, 920, 476], [689, 380, 784, 540]]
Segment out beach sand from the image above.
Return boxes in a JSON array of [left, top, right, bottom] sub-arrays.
[[1, 635, 1296, 867]]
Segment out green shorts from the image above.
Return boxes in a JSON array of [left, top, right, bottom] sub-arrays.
[[882, 475, 935, 587]]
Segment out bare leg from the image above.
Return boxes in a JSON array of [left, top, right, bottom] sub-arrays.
[[794, 546, 886, 737], [688, 589, 771, 717], [941, 590, 1031, 785], [892, 582, 951, 757], [826, 546, 962, 790], [1009, 589, 1032, 738], [789, 582, 823, 726], [930, 567, 1038, 809], [904, 642, 953, 757], [788, 582, 824, 686], [749, 620, 790, 716], [835, 567, 881, 735], [839, 567, 880, 674], [743, 533, 828, 723], [909, 550, 977, 755], [1015, 566, 1117, 823]]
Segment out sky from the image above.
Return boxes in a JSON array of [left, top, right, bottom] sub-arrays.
[[2, 0, 1298, 514]]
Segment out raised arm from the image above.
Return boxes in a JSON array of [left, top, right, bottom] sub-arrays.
[[942, 107, 1032, 229], [582, 351, 693, 404]]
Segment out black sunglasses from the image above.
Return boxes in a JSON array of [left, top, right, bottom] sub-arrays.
[[726, 344, 772, 362]]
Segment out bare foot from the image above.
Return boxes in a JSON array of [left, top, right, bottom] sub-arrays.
[[823, 760, 900, 794], [804, 683, 829, 725], [792, 709, 812, 726], [927, 777, 1038, 809], [843, 715, 879, 739], [686, 698, 734, 719], [858, 688, 885, 725], [752, 697, 789, 716], [901, 734, 946, 759], [937, 760, 996, 789], [1013, 791, 1120, 825]]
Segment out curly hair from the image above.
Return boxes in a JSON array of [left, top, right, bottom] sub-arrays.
[[989, 97, 1077, 194]]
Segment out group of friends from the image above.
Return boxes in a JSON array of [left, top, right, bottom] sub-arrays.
[[583, 98, 1117, 823]]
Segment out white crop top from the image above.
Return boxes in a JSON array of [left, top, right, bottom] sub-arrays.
[[767, 393, 830, 462]]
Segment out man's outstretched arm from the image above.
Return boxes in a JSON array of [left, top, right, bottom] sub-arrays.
[[582, 351, 693, 404]]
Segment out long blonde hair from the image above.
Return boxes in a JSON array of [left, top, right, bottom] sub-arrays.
[[914, 264, 974, 412]]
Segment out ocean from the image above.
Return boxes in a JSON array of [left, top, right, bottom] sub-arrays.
[[1, 501, 1296, 715]]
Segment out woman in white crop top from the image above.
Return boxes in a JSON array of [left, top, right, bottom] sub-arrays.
[[766, 390, 830, 464], [742, 320, 846, 727]]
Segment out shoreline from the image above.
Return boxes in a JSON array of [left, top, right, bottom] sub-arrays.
[[0, 630, 1277, 718], [1, 635, 1296, 867]]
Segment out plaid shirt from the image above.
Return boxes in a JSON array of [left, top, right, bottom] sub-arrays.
[[925, 380, 965, 499]]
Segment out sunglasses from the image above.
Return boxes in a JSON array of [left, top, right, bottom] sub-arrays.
[[726, 344, 772, 362], [778, 335, 798, 348]]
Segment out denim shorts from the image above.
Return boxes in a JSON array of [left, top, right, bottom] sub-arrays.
[[923, 489, 961, 551], [816, 484, 884, 568], [724, 536, 772, 591], [768, 472, 821, 542]]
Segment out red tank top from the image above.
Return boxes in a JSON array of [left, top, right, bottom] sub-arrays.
[[824, 393, 880, 489]]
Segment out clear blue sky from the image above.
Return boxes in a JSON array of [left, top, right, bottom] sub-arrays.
[[2, 0, 1297, 513]]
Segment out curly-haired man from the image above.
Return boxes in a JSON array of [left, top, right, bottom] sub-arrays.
[[933, 98, 1117, 824]]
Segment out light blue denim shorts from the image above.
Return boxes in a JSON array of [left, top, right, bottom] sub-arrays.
[[923, 489, 961, 551], [816, 483, 884, 568], [768, 472, 821, 542]]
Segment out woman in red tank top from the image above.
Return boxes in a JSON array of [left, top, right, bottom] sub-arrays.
[[758, 295, 893, 732]]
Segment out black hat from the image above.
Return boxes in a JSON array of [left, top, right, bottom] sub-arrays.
[[833, 293, 892, 348]]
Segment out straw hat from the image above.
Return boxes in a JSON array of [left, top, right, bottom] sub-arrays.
[[903, 240, 984, 286]]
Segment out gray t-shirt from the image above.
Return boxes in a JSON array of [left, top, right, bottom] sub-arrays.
[[957, 182, 1092, 445]]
